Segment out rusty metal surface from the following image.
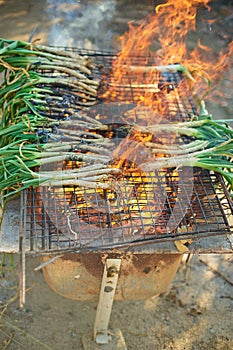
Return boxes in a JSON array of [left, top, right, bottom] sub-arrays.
[[41, 252, 182, 300]]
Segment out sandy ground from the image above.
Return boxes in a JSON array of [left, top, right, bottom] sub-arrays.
[[0, 0, 233, 349], [0, 254, 233, 350]]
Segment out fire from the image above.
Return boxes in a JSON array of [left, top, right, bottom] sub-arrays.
[[35, 1, 232, 240], [105, 0, 233, 107], [96, 0, 233, 237], [102, 0, 233, 181]]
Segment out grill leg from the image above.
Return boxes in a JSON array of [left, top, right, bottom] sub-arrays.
[[19, 190, 26, 308], [94, 258, 121, 343], [18, 250, 26, 308], [82, 258, 127, 349]]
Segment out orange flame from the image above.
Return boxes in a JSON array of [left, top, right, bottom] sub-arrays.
[[106, 0, 233, 106], [104, 0, 233, 190]]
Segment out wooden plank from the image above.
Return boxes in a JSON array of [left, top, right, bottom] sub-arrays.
[[94, 258, 121, 344]]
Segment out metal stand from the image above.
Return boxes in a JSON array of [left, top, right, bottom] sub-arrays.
[[82, 258, 127, 350], [19, 191, 26, 308]]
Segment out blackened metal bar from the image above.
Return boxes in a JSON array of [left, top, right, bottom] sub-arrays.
[[19, 190, 26, 307], [48, 190, 52, 250], [30, 189, 34, 251], [41, 187, 46, 250], [103, 189, 114, 243], [216, 173, 233, 215], [213, 173, 233, 230]]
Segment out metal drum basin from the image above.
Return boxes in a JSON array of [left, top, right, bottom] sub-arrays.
[[41, 252, 183, 301]]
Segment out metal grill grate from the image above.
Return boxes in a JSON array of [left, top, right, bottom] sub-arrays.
[[22, 49, 233, 253]]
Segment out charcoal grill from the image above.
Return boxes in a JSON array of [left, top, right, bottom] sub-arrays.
[[1, 48, 233, 348], [16, 48, 233, 254]]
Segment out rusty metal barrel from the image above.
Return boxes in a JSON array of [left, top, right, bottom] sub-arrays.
[[41, 252, 182, 300]]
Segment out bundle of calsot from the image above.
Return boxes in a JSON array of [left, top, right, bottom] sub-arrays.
[[140, 101, 233, 192], [0, 38, 120, 206], [1, 38, 233, 209]]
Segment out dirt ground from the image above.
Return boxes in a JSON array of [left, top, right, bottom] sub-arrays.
[[0, 0, 233, 349], [0, 253, 232, 350]]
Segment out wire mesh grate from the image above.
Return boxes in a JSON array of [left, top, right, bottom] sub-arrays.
[[23, 49, 233, 253]]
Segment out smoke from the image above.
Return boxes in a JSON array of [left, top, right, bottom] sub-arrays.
[[46, 0, 116, 49]]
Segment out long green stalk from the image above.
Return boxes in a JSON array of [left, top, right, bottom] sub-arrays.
[[140, 113, 233, 188], [1, 37, 233, 205]]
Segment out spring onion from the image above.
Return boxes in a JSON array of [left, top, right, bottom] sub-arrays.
[[140, 111, 233, 188]]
